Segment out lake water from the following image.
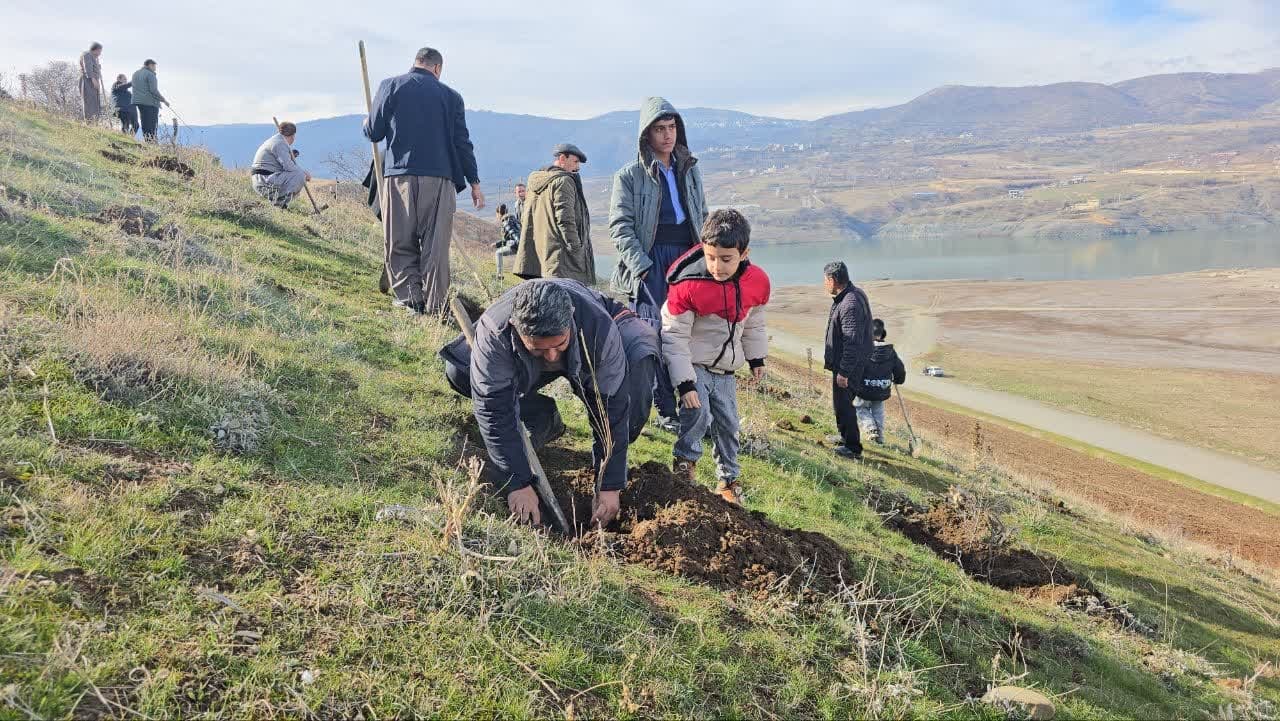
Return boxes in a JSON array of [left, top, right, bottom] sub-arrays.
[[595, 228, 1280, 287]]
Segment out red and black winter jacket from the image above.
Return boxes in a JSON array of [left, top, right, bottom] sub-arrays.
[[659, 246, 770, 394]]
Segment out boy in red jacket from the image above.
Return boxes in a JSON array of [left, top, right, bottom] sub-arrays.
[[661, 209, 770, 504]]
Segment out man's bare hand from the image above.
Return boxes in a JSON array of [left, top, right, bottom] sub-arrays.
[[304, 171, 312, 183], [471, 184, 486, 210], [590, 490, 621, 527], [751, 365, 765, 382], [681, 390, 701, 409], [507, 485, 541, 526], [836, 374, 849, 389]]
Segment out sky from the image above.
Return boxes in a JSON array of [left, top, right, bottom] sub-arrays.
[[2, 0, 1278, 125]]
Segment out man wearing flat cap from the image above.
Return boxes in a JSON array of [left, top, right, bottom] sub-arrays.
[[513, 143, 595, 285]]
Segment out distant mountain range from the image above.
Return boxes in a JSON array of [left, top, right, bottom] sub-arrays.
[[190, 68, 1280, 185]]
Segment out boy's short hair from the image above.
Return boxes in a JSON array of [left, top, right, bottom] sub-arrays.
[[700, 209, 751, 251], [872, 318, 886, 341], [278, 121, 297, 137]]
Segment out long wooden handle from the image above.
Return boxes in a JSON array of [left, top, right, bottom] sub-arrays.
[[358, 41, 385, 193], [449, 299, 571, 534]]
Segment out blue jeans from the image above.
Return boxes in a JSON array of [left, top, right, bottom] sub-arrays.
[[633, 242, 690, 419], [674, 366, 741, 481]]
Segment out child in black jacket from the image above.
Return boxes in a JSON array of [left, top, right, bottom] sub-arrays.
[[854, 319, 906, 443]]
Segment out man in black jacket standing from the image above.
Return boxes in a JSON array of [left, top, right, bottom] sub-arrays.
[[822, 261, 874, 459], [364, 46, 484, 315]]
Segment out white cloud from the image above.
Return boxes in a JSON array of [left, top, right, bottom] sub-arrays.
[[1, 0, 1277, 124]]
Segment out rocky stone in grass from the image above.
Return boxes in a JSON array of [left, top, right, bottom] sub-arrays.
[[981, 686, 1055, 720]]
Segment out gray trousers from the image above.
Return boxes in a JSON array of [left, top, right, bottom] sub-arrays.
[[674, 366, 741, 481], [383, 175, 456, 309], [252, 171, 307, 207], [854, 397, 885, 439], [80, 78, 101, 120]]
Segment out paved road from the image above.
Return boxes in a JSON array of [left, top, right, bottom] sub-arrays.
[[770, 328, 1280, 505]]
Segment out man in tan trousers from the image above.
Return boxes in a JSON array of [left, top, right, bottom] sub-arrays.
[[364, 47, 484, 315]]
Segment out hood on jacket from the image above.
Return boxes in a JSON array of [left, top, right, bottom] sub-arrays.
[[637, 97, 689, 166], [665, 244, 749, 287], [869, 342, 896, 361], [527, 164, 578, 194]]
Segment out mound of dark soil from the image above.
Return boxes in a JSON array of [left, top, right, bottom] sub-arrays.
[[95, 205, 158, 236], [884, 497, 1152, 633], [99, 149, 135, 164], [551, 461, 852, 599], [142, 156, 195, 178]]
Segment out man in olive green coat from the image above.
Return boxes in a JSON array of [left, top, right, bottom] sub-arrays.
[[513, 144, 594, 285]]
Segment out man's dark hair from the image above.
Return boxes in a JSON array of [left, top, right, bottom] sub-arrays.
[[90, 42, 103, 51], [700, 209, 751, 251], [511, 282, 573, 338], [824, 261, 850, 286], [278, 121, 297, 137], [515, 182, 525, 188], [143, 59, 156, 68], [415, 47, 444, 67]]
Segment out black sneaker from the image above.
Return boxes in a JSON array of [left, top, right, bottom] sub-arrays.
[[834, 445, 862, 460]]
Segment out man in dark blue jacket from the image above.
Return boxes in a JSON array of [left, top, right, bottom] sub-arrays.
[[440, 280, 659, 527], [364, 47, 484, 315], [822, 261, 874, 459]]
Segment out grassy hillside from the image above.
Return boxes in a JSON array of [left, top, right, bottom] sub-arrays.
[[2, 102, 1279, 719]]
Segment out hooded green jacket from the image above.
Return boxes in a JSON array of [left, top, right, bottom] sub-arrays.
[[513, 165, 595, 285], [608, 97, 708, 296]]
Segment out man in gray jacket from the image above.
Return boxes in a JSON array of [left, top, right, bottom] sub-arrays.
[[439, 280, 659, 527], [250, 121, 311, 208], [609, 97, 708, 431], [130, 60, 168, 142]]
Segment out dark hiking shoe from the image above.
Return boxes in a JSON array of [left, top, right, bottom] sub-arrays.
[[656, 415, 680, 433], [672, 457, 697, 482], [716, 479, 744, 505], [528, 414, 567, 447], [392, 298, 427, 315], [834, 445, 862, 460]]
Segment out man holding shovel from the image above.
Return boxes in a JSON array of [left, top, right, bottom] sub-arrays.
[[440, 280, 659, 528], [364, 46, 484, 315]]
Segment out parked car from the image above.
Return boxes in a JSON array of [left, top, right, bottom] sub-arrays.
[[923, 365, 946, 377]]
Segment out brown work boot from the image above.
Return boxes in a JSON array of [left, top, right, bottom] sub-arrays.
[[672, 457, 697, 482], [716, 479, 744, 505]]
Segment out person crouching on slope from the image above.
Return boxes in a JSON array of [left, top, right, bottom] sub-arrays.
[[854, 319, 906, 444], [662, 209, 770, 505]]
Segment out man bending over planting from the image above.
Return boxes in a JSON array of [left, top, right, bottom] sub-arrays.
[[440, 280, 659, 527]]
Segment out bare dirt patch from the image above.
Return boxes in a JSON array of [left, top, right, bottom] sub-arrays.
[[893, 398, 1280, 569], [99, 149, 135, 164], [542, 453, 852, 600], [880, 492, 1150, 632], [141, 156, 196, 179], [94, 205, 158, 236]]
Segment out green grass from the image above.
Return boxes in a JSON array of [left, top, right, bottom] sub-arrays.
[[2, 102, 1279, 719]]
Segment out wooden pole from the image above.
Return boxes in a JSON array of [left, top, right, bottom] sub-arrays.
[[450, 298, 572, 535], [272, 116, 323, 216]]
